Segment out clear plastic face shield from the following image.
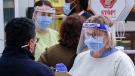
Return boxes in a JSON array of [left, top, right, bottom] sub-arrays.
[[33, 6, 56, 30], [77, 22, 111, 56]]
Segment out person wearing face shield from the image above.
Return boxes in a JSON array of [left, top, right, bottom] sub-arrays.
[[0, 17, 55, 76], [33, 1, 59, 61], [63, 0, 92, 19], [69, 15, 135, 76]]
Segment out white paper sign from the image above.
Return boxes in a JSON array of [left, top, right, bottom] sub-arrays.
[[90, 0, 134, 21]]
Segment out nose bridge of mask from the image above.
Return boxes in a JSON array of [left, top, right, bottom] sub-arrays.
[[90, 36, 103, 43], [38, 15, 52, 21], [38, 16, 47, 21]]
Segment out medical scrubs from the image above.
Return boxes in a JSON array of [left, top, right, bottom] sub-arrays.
[[35, 28, 59, 61], [69, 48, 135, 76]]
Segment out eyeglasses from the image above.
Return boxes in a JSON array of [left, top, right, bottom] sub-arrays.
[[21, 37, 40, 48], [85, 32, 107, 39], [34, 37, 40, 44]]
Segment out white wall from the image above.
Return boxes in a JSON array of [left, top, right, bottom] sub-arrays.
[[15, 0, 34, 17], [0, 0, 4, 55]]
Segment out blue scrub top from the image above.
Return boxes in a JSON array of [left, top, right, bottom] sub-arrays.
[[90, 48, 118, 58]]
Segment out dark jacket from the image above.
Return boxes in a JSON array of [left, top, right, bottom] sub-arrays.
[[37, 44, 77, 71], [81, 12, 92, 19], [0, 46, 55, 76]]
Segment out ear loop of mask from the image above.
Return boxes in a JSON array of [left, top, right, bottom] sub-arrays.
[[21, 39, 36, 54], [69, 0, 77, 11], [70, 4, 77, 11]]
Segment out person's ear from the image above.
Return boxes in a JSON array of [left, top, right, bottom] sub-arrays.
[[28, 39, 33, 51]]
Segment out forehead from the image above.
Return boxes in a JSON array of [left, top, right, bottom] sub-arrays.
[[85, 28, 104, 33], [35, 5, 52, 14], [65, 0, 74, 3]]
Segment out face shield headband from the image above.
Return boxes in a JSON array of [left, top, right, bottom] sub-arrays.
[[83, 22, 110, 32], [34, 6, 56, 13]]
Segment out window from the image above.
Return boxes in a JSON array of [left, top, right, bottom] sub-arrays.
[[3, 0, 15, 26]]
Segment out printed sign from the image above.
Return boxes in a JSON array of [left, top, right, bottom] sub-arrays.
[[90, 0, 134, 21]]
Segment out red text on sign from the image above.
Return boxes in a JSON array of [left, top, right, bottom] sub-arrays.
[[101, 10, 116, 15]]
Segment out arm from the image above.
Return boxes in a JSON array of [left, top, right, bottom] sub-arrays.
[[37, 48, 48, 65], [115, 55, 135, 76]]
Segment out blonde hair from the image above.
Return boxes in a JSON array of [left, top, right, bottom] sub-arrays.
[[86, 15, 116, 48]]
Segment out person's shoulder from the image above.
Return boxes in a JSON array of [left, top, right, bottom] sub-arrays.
[[48, 28, 58, 34], [76, 50, 89, 60], [35, 62, 50, 69], [46, 44, 60, 51], [45, 44, 67, 55], [82, 12, 92, 19], [78, 50, 89, 57], [115, 50, 130, 59], [29, 60, 49, 69], [31, 61, 54, 75], [115, 50, 134, 65], [114, 50, 135, 75]]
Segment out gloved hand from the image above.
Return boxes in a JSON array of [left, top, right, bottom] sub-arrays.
[[56, 63, 68, 72]]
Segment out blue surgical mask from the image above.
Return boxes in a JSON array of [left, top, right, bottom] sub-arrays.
[[84, 36, 104, 52], [37, 16, 52, 29], [63, 0, 77, 15]]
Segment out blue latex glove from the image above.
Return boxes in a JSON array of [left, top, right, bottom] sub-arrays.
[[56, 63, 68, 72]]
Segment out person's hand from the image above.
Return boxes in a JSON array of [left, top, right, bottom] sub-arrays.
[[56, 63, 68, 72]]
